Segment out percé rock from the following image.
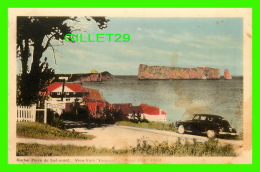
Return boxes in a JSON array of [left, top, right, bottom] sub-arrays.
[[138, 64, 220, 80]]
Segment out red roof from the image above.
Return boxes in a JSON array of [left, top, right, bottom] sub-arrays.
[[47, 82, 83, 92], [131, 106, 143, 114], [85, 102, 108, 114], [140, 104, 167, 115], [66, 83, 83, 92], [47, 82, 62, 92], [113, 103, 133, 115], [112, 104, 165, 115]]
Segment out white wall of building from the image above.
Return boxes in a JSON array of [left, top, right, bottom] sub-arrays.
[[143, 113, 167, 122]]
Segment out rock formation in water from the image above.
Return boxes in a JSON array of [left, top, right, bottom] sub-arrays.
[[55, 71, 114, 82], [224, 69, 232, 79], [138, 64, 220, 80], [76, 71, 114, 82]]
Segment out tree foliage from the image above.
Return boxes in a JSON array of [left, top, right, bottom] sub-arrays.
[[17, 16, 109, 105]]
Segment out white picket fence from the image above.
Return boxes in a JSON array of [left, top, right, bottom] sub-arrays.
[[16, 101, 66, 123], [17, 105, 37, 122]]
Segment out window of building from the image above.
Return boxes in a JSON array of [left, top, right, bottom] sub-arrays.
[[57, 92, 61, 95]]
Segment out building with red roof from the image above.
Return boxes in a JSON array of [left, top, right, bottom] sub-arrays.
[[84, 101, 114, 118], [140, 104, 167, 122], [45, 83, 167, 121], [113, 103, 132, 115], [46, 82, 111, 117], [113, 103, 135, 119], [140, 104, 167, 115], [46, 82, 86, 102], [112, 103, 167, 121]]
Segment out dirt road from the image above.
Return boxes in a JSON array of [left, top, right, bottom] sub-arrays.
[[17, 125, 243, 151]]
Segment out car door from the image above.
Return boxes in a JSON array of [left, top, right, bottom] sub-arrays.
[[191, 115, 202, 132], [197, 115, 208, 132]]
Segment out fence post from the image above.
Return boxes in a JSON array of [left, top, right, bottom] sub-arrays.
[[17, 106, 19, 122], [26, 106, 28, 122], [31, 105, 36, 122], [44, 101, 47, 124]]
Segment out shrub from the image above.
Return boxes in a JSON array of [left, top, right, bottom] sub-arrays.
[[47, 109, 65, 129], [16, 138, 236, 156], [60, 104, 90, 122], [131, 137, 236, 156]]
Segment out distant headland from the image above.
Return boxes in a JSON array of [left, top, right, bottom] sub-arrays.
[[54, 71, 114, 82]]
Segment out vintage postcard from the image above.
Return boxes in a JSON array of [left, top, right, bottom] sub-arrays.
[[8, 8, 252, 164]]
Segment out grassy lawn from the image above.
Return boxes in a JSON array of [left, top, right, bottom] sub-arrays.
[[116, 121, 177, 132], [17, 122, 94, 140], [17, 138, 236, 156], [17, 143, 129, 156]]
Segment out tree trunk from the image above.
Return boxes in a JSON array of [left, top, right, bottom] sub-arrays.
[[19, 36, 45, 105], [31, 36, 45, 75], [20, 39, 29, 75]]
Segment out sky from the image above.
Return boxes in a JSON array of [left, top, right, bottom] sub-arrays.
[[19, 17, 243, 76]]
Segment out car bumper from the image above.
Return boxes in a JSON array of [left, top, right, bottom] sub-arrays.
[[218, 132, 238, 136]]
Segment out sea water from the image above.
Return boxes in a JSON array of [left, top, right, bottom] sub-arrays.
[[82, 76, 243, 133]]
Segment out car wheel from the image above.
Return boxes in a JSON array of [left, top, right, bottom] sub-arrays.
[[207, 130, 216, 138], [178, 125, 185, 134]]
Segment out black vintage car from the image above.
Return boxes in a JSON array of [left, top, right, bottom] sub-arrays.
[[175, 114, 238, 138]]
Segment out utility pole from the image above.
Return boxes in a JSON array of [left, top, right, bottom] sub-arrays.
[[61, 79, 65, 101], [59, 77, 68, 101]]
